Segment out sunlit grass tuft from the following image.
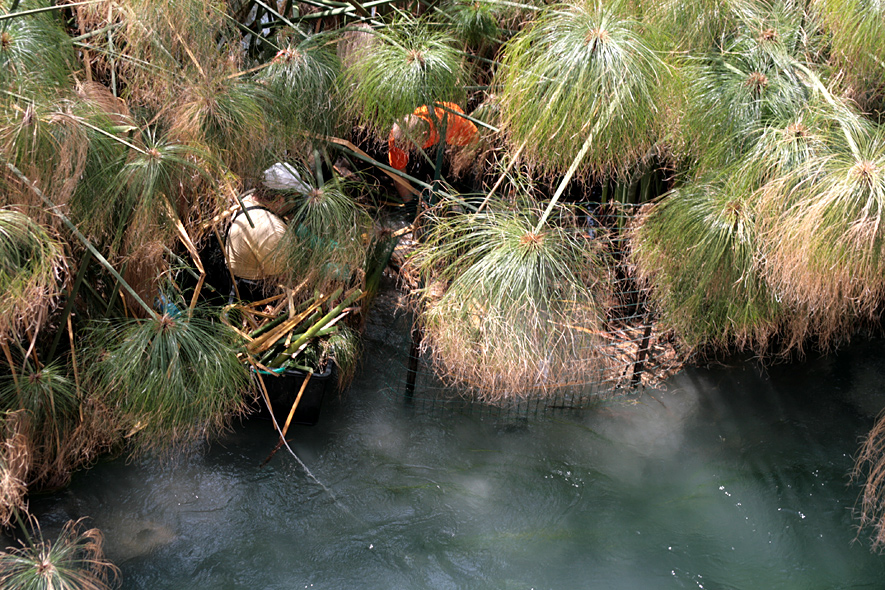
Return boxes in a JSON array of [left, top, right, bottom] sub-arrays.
[[757, 129, 885, 344], [631, 177, 788, 352], [278, 174, 372, 294], [496, 0, 667, 179], [0, 209, 64, 339], [259, 37, 343, 146], [407, 196, 612, 400], [342, 15, 465, 135], [85, 308, 250, 453]]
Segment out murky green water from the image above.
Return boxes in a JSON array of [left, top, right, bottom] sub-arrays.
[[27, 302, 885, 589]]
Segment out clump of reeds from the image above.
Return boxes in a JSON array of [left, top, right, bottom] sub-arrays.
[[443, 0, 502, 50], [277, 175, 372, 294], [640, 0, 743, 53], [812, 0, 885, 111], [0, 98, 108, 221], [676, 9, 812, 172], [631, 178, 787, 352], [756, 129, 885, 344], [0, 358, 119, 493], [323, 324, 361, 391], [0, 412, 29, 528], [0, 518, 119, 590], [84, 308, 250, 453], [81, 0, 238, 110], [0, 1, 75, 92], [496, 0, 666, 179], [407, 196, 612, 400], [853, 413, 885, 552], [631, 100, 842, 354], [0, 209, 65, 340], [258, 37, 343, 146], [168, 74, 270, 177], [0, 361, 78, 482], [341, 15, 465, 135]]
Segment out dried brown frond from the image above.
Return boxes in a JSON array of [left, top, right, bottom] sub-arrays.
[[0, 411, 30, 527], [28, 399, 121, 492], [121, 238, 168, 318], [75, 81, 131, 127], [745, 71, 769, 95], [853, 413, 885, 551], [759, 28, 778, 42]]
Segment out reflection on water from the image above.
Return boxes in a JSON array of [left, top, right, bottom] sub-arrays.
[[28, 302, 885, 589]]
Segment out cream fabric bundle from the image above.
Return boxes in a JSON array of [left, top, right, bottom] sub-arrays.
[[224, 196, 287, 280]]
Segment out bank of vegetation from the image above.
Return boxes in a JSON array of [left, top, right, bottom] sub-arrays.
[[1, 0, 885, 583]]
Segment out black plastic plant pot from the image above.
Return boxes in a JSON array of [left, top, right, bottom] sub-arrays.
[[256, 363, 334, 426]]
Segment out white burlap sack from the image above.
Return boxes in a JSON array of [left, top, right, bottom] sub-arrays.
[[224, 196, 288, 280]]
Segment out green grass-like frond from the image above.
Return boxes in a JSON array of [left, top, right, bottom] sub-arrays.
[[324, 323, 361, 391], [0, 209, 64, 339], [0, 96, 124, 215], [259, 36, 343, 145], [496, 0, 667, 179], [631, 178, 786, 352], [758, 129, 885, 339], [0, 361, 78, 448], [408, 196, 611, 399], [85, 309, 250, 452], [0, 518, 119, 590], [169, 75, 271, 176], [342, 16, 465, 134], [0, 1, 76, 94], [0, 361, 89, 488], [79, 128, 218, 256], [641, 0, 747, 52], [736, 105, 834, 186], [678, 20, 812, 171], [813, 0, 885, 110], [278, 174, 372, 293], [442, 0, 502, 49]]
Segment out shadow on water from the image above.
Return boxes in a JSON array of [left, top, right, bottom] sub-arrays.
[[24, 296, 885, 589]]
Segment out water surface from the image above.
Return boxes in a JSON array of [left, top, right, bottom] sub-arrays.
[[29, 304, 885, 589]]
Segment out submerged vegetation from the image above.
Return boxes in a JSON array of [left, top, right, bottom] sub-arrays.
[[0, 0, 885, 569]]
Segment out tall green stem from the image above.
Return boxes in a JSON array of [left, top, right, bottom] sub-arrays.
[[533, 96, 621, 233]]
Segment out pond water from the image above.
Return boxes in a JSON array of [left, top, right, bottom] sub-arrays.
[[26, 293, 885, 589]]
